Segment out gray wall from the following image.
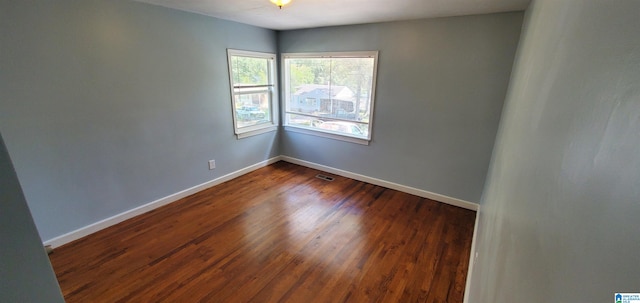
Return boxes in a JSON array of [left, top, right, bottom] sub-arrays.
[[279, 13, 523, 203], [469, 0, 640, 301], [0, 0, 279, 241], [0, 133, 65, 303]]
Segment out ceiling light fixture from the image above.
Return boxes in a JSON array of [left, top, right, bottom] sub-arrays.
[[270, 0, 291, 9]]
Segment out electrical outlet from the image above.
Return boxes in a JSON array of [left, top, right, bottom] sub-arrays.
[[208, 160, 216, 170]]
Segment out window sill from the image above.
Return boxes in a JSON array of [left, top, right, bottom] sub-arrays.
[[284, 126, 370, 145], [236, 125, 278, 139]]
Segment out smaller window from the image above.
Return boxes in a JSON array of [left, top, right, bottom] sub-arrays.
[[227, 49, 279, 138]]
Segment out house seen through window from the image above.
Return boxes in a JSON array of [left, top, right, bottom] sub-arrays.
[[282, 51, 379, 144]]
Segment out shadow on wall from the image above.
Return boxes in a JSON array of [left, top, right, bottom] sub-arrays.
[[0, 133, 65, 302]]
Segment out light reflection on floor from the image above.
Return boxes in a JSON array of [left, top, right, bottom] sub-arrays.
[[241, 184, 366, 279]]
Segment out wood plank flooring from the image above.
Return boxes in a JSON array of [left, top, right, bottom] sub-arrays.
[[49, 161, 476, 302]]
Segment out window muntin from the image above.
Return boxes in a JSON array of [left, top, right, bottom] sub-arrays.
[[227, 49, 278, 138], [282, 52, 378, 143]]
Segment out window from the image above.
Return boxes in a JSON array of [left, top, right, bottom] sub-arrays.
[[227, 49, 278, 138], [282, 51, 379, 144]]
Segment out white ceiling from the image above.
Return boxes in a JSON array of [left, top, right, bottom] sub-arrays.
[[135, 0, 531, 30]]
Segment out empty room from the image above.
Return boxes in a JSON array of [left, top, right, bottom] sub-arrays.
[[1, 0, 639, 302]]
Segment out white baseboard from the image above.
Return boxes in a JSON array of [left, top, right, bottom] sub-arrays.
[[280, 156, 479, 211], [43, 156, 282, 248], [45, 155, 479, 249], [463, 208, 480, 303]]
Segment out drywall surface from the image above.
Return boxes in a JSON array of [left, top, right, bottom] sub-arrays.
[[0, 0, 278, 241], [0, 133, 64, 302], [279, 13, 523, 203], [469, 0, 640, 302]]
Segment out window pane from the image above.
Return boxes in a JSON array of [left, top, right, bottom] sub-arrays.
[[287, 114, 369, 139], [235, 91, 271, 128], [287, 114, 323, 128], [329, 58, 375, 123], [316, 120, 368, 138], [288, 58, 331, 89], [284, 52, 377, 141], [231, 56, 269, 86]]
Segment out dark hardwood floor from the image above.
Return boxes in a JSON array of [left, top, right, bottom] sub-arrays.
[[49, 161, 476, 302]]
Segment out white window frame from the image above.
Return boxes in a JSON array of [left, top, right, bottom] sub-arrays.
[[281, 51, 379, 145], [227, 49, 279, 139]]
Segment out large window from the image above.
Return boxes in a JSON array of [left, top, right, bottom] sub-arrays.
[[227, 49, 278, 138], [282, 51, 379, 144]]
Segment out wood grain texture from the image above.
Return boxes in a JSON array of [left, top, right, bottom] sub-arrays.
[[49, 161, 476, 302]]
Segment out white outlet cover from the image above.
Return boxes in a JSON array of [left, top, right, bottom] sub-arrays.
[[208, 160, 216, 170]]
